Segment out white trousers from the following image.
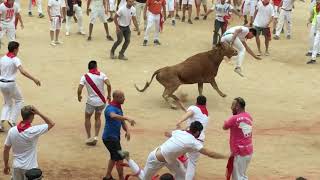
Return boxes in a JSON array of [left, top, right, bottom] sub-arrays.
[[275, 9, 292, 36], [0, 82, 23, 124], [29, 0, 43, 14], [66, 4, 84, 33], [109, 0, 117, 11], [185, 151, 200, 180], [135, 2, 147, 28], [311, 30, 320, 60], [0, 24, 16, 42], [221, 35, 246, 68], [130, 149, 186, 180], [308, 24, 320, 53], [232, 155, 252, 180], [144, 12, 160, 41]]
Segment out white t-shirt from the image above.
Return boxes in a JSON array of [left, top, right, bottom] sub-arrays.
[[91, 0, 104, 10], [224, 26, 250, 41], [0, 3, 19, 26], [4, 124, 49, 169], [79, 72, 108, 107], [212, 3, 233, 22], [253, 1, 274, 28], [116, 5, 136, 27], [0, 55, 22, 81], [281, 0, 294, 10], [186, 105, 209, 141], [160, 130, 203, 164], [48, 0, 62, 16]]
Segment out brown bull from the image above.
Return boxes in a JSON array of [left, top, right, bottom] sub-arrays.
[[135, 40, 238, 110]]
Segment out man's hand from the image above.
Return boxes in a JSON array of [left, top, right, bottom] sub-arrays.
[[33, 79, 41, 86], [3, 166, 10, 175], [176, 122, 182, 129], [107, 95, 111, 102], [127, 119, 136, 126], [78, 95, 82, 102], [31, 106, 40, 115], [164, 131, 171, 138], [125, 132, 131, 141]]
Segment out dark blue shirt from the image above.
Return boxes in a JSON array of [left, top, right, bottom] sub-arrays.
[[102, 105, 123, 140]]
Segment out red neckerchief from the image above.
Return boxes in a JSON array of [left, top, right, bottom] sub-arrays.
[[6, 52, 16, 58], [89, 68, 100, 76], [109, 100, 122, 110], [17, 121, 31, 133], [262, 1, 269, 6], [4, 2, 13, 8], [196, 105, 208, 116], [317, 3, 320, 12]]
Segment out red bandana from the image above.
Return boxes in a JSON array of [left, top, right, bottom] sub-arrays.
[[4, 2, 13, 8], [262, 1, 269, 6], [317, 3, 320, 12], [17, 121, 31, 133], [196, 105, 208, 116], [109, 101, 122, 110], [6, 52, 16, 58], [89, 68, 100, 75]]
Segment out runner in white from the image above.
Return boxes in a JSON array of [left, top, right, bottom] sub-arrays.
[[0, 42, 41, 132], [181, 0, 193, 24], [0, 0, 23, 43], [175, 95, 209, 180], [28, 0, 45, 18], [65, 0, 85, 36], [242, 0, 257, 26], [307, 3, 320, 64], [306, 0, 320, 57], [166, 0, 176, 25], [48, 0, 64, 46], [119, 121, 227, 180], [273, 0, 295, 40], [77, 60, 112, 145]]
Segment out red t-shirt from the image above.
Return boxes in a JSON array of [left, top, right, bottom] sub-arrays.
[[147, 0, 165, 15]]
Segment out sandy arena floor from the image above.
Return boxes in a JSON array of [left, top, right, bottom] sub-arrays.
[[0, 1, 320, 180]]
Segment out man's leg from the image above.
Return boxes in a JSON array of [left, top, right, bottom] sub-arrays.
[[185, 151, 200, 180], [275, 9, 285, 38], [255, 32, 261, 54], [0, 84, 13, 126], [154, 14, 161, 44], [116, 160, 125, 180], [37, 0, 44, 17], [308, 31, 320, 64], [264, 32, 270, 54], [65, 16, 72, 35], [75, 5, 85, 34], [94, 107, 103, 137], [308, 24, 316, 55], [135, 2, 143, 27], [187, 5, 192, 23], [104, 23, 113, 40], [182, 4, 187, 21], [286, 11, 292, 38], [213, 20, 220, 46], [111, 29, 124, 58], [144, 13, 154, 45], [165, 159, 186, 180], [106, 159, 116, 178], [10, 85, 23, 125], [13, 168, 27, 180], [119, 27, 131, 59], [195, 0, 200, 19], [143, 150, 165, 180], [28, 0, 33, 15], [85, 112, 93, 139], [88, 23, 94, 40], [55, 29, 61, 42], [233, 37, 246, 76], [232, 155, 252, 180]]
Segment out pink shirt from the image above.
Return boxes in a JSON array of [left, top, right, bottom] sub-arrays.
[[223, 112, 253, 156]]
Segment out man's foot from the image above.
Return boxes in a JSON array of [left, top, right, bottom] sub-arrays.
[[110, 52, 117, 59], [306, 59, 316, 64], [265, 51, 270, 56], [55, 40, 63, 45], [286, 35, 291, 39], [28, 12, 33, 17], [118, 54, 128, 60], [85, 137, 97, 146], [106, 35, 114, 41], [117, 150, 130, 160], [78, 31, 86, 35], [102, 176, 116, 180], [50, 41, 56, 46], [181, 16, 185, 22], [188, 19, 193, 24], [66, 32, 70, 36], [62, 19, 66, 23], [87, 36, 92, 41], [39, 13, 45, 18], [175, 14, 181, 19], [107, 17, 114, 22], [234, 67, 244, 77], [203, 15, 207, 20], [194, 17, 199, 20], [305, 52, 312, 56], [172, 20, 175, 26], [273, 29, 276, 34], [273, 35, 280, 40], [143, 40, 148, 46], [154, 40, 161, 45]]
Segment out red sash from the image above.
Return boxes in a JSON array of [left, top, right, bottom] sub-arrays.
[[84, 74, 106, 104], [226, 156, 234, 180]]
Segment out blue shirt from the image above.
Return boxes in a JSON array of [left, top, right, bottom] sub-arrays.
[[102, 105, 123, 140]]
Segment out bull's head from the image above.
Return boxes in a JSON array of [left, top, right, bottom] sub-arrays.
[[215, 33, 238, 58]]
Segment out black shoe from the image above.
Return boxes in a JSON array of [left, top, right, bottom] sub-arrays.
[[306, 60, 316, 64], [107, 17, 113, 22], [143, 40, 148, 46], [118, 54, 128, 60], [102, 176, 116, 180], [106, 35, 114, 41], [172, 20, 176, 26], [194, 17, 199, 20], [154, 40, 161, 45], [28, 12, 33, 17], [181, 16, 185, 22], [305, 52, 312, 56], [175, 14, 181, 20], [39, 13, 45, 18], [188, 19, 193, 24], [203, 15, 207, 20]]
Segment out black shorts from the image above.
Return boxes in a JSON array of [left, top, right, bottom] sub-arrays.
[[103, 138, 123, 161]]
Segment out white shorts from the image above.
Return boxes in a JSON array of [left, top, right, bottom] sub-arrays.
[[85, 103, 105, 114], [0, 24, 15, 42], [12, 168, 27, 180], [241, 0, 256, 16], [182, 0, 194, 6], [166, 0, 175, 11], [273, 5, 279, 18], [50, 16, 62, 31], [109, 0, 116, 12], [90, 8, 107, 24]]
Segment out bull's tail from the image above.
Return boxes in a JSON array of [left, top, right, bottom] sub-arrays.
[[134, 69, 162, 92]]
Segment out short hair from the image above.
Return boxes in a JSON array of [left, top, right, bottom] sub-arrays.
[[196, 95, 206, 105], [8, 41, 19, 52], [249, 28, 257, 36], [88, 60, 97, 70], [234, 97, 246, 109], [160, 173, 174, 180], [296, 177, 307, 180], [189, 121, 203, 134], [21, 106, 34, 121]]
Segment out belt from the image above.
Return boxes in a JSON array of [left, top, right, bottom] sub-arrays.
[[223, 32, 234, 37], [0, 79, 14, 83], [281, 8, 292, 11]]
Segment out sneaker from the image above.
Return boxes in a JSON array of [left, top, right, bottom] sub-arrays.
[[65, 32, 70, 36], [118, 54, 128, 60], [28, 12, 33, 17], [286, 35, 291, 39], [102, 176, 116, 180], [305, 52, 312, 56], [154, 40, 161, 45], [85, 137, 96, 146], [143, 40, 148, 46], [203, 15, 207, 20], [234, 67, 244, 77], [306, 59, 316, 64], [78, 31, 86, 35], [55, 40, 63, 45], [117, 150, 130, 159], [188, 19, 193, 24], [175, 14, 181, 20], [110, 52, 117, 59], [194, 17, 199, 20], [273, 29, 276, 34], [273, 36, 280, 40], [172, 20, 175, 26], [39, 13, 45, 18], [87, 36, 92, 41], [181, 16, 185, 22], [107, 17, 114, 22], [50, 41, 56, 46], [265, 51, 270, 56], [106, 35, 114, 41]]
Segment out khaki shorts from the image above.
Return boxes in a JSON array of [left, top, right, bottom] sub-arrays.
[[85, 104, 105, 114]]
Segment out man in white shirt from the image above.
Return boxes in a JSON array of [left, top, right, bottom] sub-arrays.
[[28, 0, 45, 18], [221, 26, 261, 77], [253, 0, 274, 56], [273, 0, 295, 40], [0, 41, 41, 132], [110, 0, 140, 60], [3, 105, 55, 180], [176, 95, 209, 180], [77, 60, 112, 145], [118, 121, 227, 180], [242, 0, 258, 26], [47, 0, 64, 46], [65, 0, 85, 36], [86, 0, 114, 41]]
